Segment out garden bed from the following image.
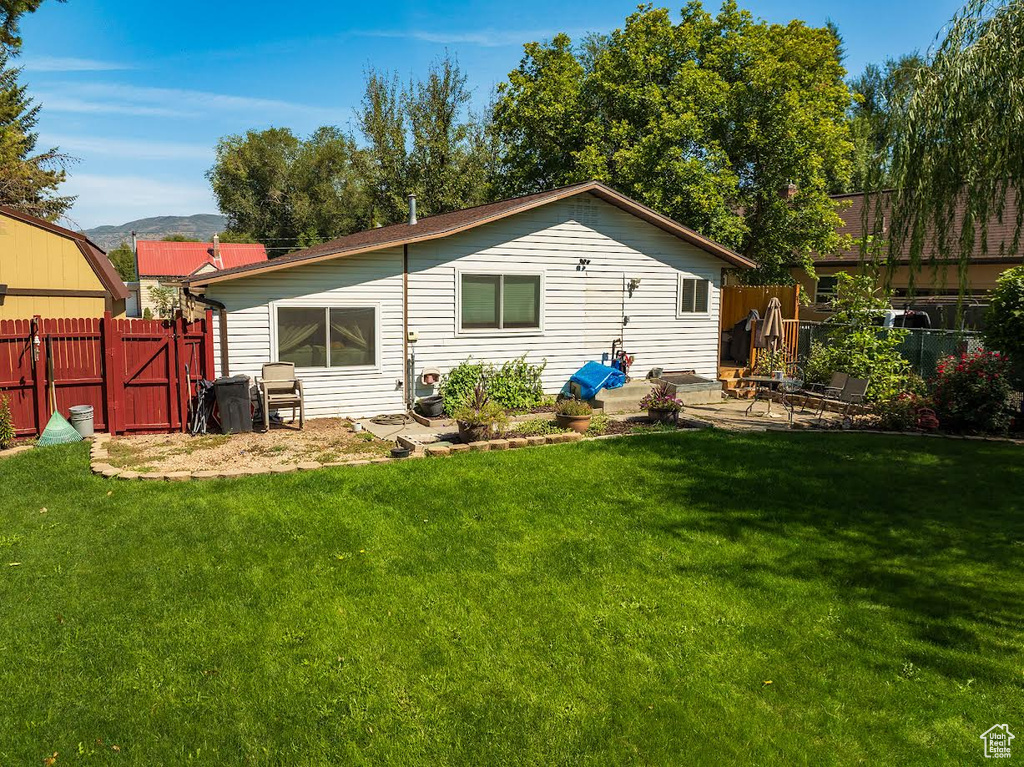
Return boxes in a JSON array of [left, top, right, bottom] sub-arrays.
[[105, 419, 392, 474]]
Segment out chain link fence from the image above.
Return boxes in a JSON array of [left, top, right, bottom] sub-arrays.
[[797, 322, 983, 380]]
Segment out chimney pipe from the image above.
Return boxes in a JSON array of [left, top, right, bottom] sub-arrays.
[[407, 194, 417, 225], [212, 233, 222, 268]]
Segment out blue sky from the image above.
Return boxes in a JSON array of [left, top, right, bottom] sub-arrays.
[[19, 0, 964, 230]]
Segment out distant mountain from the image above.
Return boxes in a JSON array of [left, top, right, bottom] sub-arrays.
[[83, 214, 227, 251]]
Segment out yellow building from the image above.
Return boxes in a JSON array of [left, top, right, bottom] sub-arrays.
[[794, 191, 1021, 328], [0, 205, 128, 319]]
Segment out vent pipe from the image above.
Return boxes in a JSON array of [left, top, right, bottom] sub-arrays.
[[407, 193, 417, 225], [212, 233, 222, 268]]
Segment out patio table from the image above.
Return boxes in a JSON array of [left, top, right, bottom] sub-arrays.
[[740, 375, 798, 423]]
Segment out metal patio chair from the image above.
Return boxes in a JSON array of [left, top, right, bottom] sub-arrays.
[[815, 376, 870, 422]]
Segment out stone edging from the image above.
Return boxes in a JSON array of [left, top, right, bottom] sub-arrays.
[[89, 428, 702, 482], [0, 444, 34, 460], [88, 419, 1023, 482]]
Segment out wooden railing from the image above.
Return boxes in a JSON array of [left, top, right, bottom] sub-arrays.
[[748, 319, 800, 372]]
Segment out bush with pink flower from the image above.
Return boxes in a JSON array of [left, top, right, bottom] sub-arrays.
[[930, 350, 1014, 434]]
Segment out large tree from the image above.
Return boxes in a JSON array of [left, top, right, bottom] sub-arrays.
[[358, 53, 491, 225], [490, 2, 854, 283], [874, 0, 1024, 288], [0, 48, 72, 219], [845, 54, 925, 193], [206, 126, 369, 250]]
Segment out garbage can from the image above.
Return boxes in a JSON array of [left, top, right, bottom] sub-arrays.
[[68, 405, 94, 438], [214, 375, 252, 434]]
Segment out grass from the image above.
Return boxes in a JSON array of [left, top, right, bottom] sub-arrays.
[[1, 431, 1022, 765]]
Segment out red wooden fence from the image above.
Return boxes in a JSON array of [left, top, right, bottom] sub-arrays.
[[0, 310, 215, 437]]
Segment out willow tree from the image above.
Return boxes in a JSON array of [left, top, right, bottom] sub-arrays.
[[872, 0, 1024, 295]]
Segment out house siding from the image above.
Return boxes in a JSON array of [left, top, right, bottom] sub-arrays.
[[208, 194, 726, 418], [208, 247, 406, 418], [406, 196, 723, 399]]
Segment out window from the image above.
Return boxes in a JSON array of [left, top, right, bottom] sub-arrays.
[[276, 305, 376, 368], [678, 278, 710, 314], [816, 276, 839, 303], [460, 273, 541, 331]]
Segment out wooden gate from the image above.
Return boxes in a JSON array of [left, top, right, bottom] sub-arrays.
[[0, 311, 215, 437]]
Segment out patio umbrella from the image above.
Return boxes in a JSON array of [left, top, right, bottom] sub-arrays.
[[758, 296, 784, 351]]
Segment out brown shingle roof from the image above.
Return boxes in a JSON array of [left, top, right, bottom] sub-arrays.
[[818, 189, 1022, 265], [0, 205, 129, 301], [186, 181, 754, 286]]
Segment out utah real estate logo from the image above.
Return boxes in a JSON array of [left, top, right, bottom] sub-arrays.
[[980, 724, 1014, 758]]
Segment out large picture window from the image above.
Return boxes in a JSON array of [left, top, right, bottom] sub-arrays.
[[276, 305, 376, 368], [679, 277, 710, 314], [460, 273, 541, 331]]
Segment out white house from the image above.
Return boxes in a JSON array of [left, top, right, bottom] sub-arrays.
[[185, 181, 754, 418]]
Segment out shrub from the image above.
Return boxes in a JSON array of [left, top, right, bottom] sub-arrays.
[[931, 350, 1014, 434], [753, 348, 786, 376], [639, 384, 683, 412], [870, 393, 934, 432], [0, 394, 14, 449], [803, 273, 914, 402], [984, 265, 1024, 362], [555, 397, 592, 416], [487, 356, 547, 411], [439, 355, 546, 415], [451, 383, 508, 431], [439, 359, 487, 416]]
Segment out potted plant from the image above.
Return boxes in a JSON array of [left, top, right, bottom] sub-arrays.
[[452, 383, 508, 443], [554, 397, 593, 433], [639, 384, 683, 424]]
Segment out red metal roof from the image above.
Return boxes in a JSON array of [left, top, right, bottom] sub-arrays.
[[136, 241, 268, 277]]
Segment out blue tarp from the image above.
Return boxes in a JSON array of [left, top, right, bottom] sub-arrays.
[[564, 361, 627, 401]]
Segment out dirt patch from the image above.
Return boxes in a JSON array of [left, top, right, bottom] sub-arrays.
[[107, 419, 391, 473]]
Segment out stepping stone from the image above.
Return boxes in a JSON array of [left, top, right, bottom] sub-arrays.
[[489, 439, 509, 451]]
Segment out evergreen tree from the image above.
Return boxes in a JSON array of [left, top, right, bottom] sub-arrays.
[[0, 48, 72, 220]]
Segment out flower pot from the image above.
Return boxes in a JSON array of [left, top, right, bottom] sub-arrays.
[[555, 413, 592, 433], [648, 408, 679, 425], [457, 421, 490, 443], [417, 395, 444, 418]]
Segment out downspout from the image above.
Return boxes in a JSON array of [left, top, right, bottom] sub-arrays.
[[183, 287, 229, 376], [403, 243, 411, 410]]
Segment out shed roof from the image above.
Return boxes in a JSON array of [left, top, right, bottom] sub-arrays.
[[186, 181, 754, 287], [0, 205, 129, 301], [136, 241, 268, 278]]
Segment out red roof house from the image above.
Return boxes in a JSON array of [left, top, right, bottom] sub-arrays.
[[136, 236, 268, 278]]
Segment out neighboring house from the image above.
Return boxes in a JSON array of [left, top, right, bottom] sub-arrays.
[[185, 181, 754, 419], [795, 189, 1022, 327], [134, 235, 268, 317], [0, 205, 128, 319]]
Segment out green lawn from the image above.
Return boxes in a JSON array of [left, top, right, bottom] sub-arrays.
[[1, 432, 1022, 765]]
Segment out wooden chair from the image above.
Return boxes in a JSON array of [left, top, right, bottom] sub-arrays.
[[256, 362, 305, 430]]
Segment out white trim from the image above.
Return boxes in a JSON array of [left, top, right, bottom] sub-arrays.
[[676, 274, 712, 318], [269, 299, 382, 373], [454, 267, 546, 336]]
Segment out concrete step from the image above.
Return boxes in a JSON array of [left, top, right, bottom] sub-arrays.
[[591, 380, 656, 415]]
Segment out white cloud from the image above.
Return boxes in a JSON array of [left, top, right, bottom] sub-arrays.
[[359, 27, 569, 48], [60, 174, 217, 229], [41, 134, 213, 161], [39, 82, 349, 123], [21, 55, 133, 72]]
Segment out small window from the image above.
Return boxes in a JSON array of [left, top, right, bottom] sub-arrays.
[[679, 278, 710, 314], [816, 276, 839, 303], [460, 273, 541, 331], [277, 305, 376, 368]]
